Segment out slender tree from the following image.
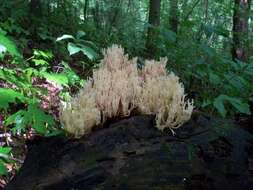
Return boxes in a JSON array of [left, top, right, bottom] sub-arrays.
[[145, 0, 161, 59], [169, 0, 179, 34], [83, 0, 89, 21], [232, 0, 251, 62]]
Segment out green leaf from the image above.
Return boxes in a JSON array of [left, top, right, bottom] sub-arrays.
[[162, 29, 177, 43], [33, 50, 53, 60], [245, 64, 253, 76], [226, 97, 251, 115], [201, 99, 212, 108], [76, 31, 86, 39], [32, 59, 49, 66], [5, 110, 26, 126], [67, 43, 97, 60], [25, 103, 55, 134], [0, 147, 11, 176], [79, 44, 98, 60], [0, 28, 7, 35], [5, 110, 27, 133], [213, 95, 251, 117], [201, 44, 214, 57], [213, 95, 227, 117], [67, 42, 81, 55], [56, 34, 75, 42], [0, 160, 7, 175], [0, 147, 12, 155], [0, 89, 26, 109], [0, 44, 7, 56], [5, 103, 56, 135], [41, 72, 69, 87], [209, 72, 221, 85], [0, 33, 21, 57]]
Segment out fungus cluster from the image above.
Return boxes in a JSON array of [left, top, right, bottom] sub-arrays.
[[59, 45, 193, 138]]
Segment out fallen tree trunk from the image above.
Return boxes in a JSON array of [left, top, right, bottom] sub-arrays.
[[6, 114, 253, 190]]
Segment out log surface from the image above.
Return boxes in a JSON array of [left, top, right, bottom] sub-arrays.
[[5, 115, 253, 190]]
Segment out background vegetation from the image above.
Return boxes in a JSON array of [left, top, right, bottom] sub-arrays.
[[0, 0, 252, 185]]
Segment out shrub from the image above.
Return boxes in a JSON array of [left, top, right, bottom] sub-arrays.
[[59, 45, 193, 137]]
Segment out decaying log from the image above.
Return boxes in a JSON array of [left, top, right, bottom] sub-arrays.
[[6, 115, 253, 190]]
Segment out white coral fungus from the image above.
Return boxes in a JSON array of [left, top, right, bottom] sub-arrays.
[[59, 45, 193, 137]]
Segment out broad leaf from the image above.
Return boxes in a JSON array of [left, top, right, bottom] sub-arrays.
[[67, 43, 97, 60], [32, 59, 49, 66], [0, 33, 21, 57], [79, 44, 98, 60], [6, 103, 56, 135], [0, 147, 11, 176], [0, 147, 12, 155], [25, 103, 55, 134], [33, 50, 53, 60], [213, 95, 227, 117], [67, 42, 81, 55], [56, 34, 75, 42], [0, 160, 7, 175], [41, 72, 69, 87], [0, 89, 26, 109], [0, 44, 7, 56], [213, 95, 251, 117], [227, 97, 251, 115], [76, 31, 86, 39]]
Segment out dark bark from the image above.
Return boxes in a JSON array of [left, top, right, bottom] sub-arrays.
[[204, 0, 208, 22], [108, 1, 122, 34], [29, 0, 42, 40], [83, 0, 89, 21], [169, 0, 179, 34], [145, 0, 161, 59], [29, 0, 42, 17], [6, 115, 253, 190], [232, 0, 251, 62], [92, 0, 100, 29]]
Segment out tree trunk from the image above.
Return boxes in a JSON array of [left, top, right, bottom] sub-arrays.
[[83, 0, 89, 21], [30, 0, 42, 17], [232, 0, 251, 62], [29, 0, 42, 40], [92, 0, 100, 29], [169, 0, 179, 34], [145, 0, 161, 59]]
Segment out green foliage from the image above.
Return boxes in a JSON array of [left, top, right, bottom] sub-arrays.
[[0, 0, 252, 179], [0, 89, 27, 109], [5, 102, 55, 135], [0, 32, 21, 58], [213, 95, 251, 117], [56, 31, 98, 60], [0, 147, 12, 175], [0, 33, 84, 177]]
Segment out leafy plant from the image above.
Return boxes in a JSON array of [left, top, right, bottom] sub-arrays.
[[0, 33, 86, 178], [56, 31, 99, 60], [5, 102, 55, 135], [0, 147, 12, 175], [213, 95, 251, 117], [0, 31, 21, 58]]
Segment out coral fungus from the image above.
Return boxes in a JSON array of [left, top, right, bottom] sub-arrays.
[[59, 45, 193, 137]]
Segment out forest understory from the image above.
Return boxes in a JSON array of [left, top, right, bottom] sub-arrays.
[[0, 0, 252, 189]]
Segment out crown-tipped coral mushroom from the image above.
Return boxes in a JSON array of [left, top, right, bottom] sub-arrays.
[[137, 60, 193, 134], [92, 46, 141, 122], [59, 45, 193, 138]]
